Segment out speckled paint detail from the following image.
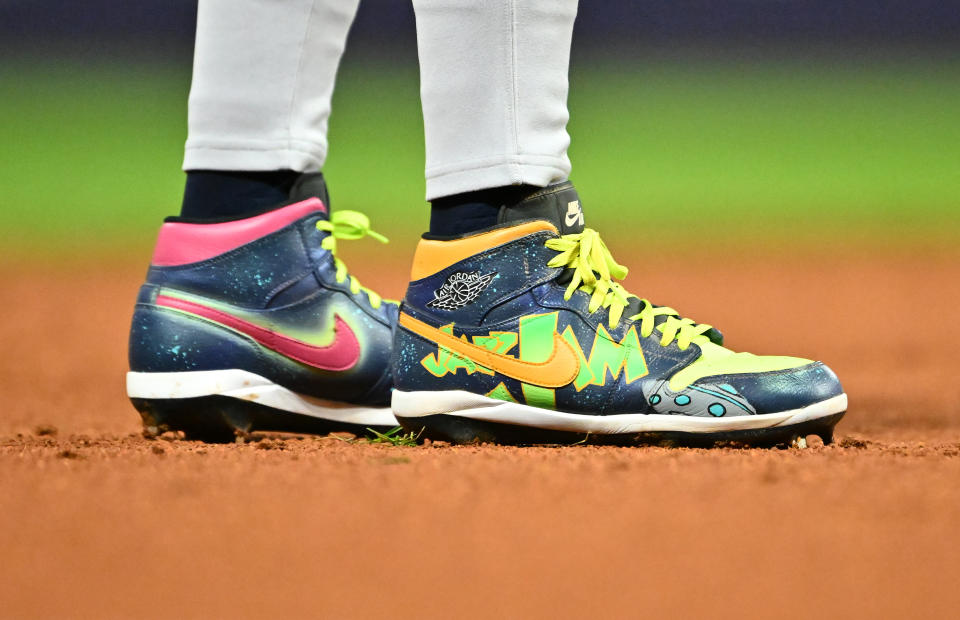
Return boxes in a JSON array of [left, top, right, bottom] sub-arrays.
[[392, 225, 844, 417], [129, 209, 397, 407]]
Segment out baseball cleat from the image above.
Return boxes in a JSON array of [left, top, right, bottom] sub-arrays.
[[127, 186, 398, 441], [391, 182, 846, 447]]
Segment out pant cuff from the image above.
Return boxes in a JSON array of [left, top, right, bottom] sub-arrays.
[[424, 154, 571, 200], [183, 140, 326, 172]]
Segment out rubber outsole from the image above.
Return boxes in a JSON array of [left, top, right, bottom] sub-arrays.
[[131, 396, 396, 443], [395, 411, 846, 448]]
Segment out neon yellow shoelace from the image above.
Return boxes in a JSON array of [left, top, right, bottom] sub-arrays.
[[315, 210, 394, 309], [545, 229, 713, 350]]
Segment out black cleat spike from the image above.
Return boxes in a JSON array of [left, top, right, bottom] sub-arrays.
[[397, 411, 847, 449], [131, 396, 394, 443]]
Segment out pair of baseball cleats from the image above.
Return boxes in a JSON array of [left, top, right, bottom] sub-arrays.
[[127, 178, 846, 445]]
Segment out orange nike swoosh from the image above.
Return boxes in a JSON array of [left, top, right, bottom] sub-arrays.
[[399, 313, 579, 388]]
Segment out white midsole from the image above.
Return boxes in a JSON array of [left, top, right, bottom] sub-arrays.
[[127, 369, 396, 427], [392, 390, 847, 434]]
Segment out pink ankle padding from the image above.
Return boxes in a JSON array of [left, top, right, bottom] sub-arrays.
[[150, 198, 327, 267]]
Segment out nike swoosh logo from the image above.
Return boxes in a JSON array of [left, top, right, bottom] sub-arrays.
[[399, 312, 579, 388], [156, 294, 360, 371], [564, 200, 583, 226]]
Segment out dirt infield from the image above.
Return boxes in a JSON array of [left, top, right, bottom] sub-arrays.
[[2, 245, 959, 618]]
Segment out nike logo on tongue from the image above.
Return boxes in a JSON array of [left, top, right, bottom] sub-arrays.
[[564, 200, 584, 227]]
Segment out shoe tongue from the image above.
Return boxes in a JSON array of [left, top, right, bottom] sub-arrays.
[[497, 181, 585, 235], [289, 172, 331, 219]]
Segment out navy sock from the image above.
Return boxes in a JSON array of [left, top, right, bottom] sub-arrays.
[[179, 170, 301, 221], [429, 185, 537, 236]]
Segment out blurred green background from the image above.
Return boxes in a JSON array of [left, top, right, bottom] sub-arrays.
[[2, 2, 959, 257]]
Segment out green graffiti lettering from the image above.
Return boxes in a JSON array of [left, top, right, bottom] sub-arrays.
[[486, 382, 519, 403], [420, 324, 493, 377], [564, 324, 648, 391]]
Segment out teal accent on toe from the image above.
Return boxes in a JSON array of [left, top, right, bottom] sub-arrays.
[[690, 385, 754, 413]]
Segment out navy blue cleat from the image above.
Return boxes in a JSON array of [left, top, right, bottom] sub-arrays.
[[127, 192, 398, 441], [391, 182, 846, 446]]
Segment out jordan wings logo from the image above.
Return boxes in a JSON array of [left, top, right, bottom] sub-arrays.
[[564, 200, 584, 227], [399, 312, 579, 388], [426, 271, 495, 311]]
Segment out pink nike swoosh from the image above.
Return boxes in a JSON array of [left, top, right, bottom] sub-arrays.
[[156, 294, 360, 371]]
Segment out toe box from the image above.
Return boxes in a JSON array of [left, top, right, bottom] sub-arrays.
[[691, 361, 844, 415]]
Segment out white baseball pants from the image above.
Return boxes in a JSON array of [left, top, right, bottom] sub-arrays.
[[183, 0, 577, 200]]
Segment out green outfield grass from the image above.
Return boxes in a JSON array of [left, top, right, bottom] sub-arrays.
[[2, 57, 958, 255]]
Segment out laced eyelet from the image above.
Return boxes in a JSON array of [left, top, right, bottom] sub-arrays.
[[545, 228, 713, 347], [315, 210, 398, 310]]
